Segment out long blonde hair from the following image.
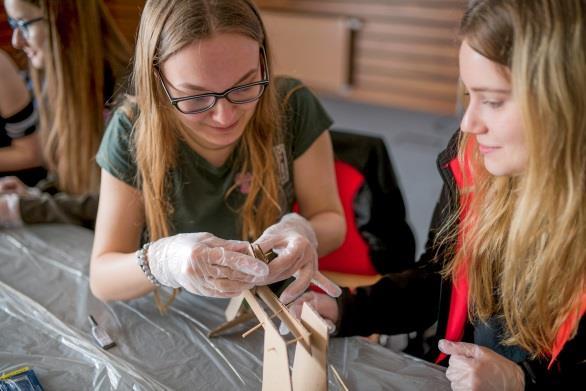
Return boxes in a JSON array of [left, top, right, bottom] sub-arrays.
[[445, 0, 586, 358], [129, 0, 283, 243], [25, 0, 130, 194]]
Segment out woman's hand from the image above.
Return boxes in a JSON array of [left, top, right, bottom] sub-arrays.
[[285, 290, 339, 334], [254, 213, 341, 304], [438, 340, 525, 391], [148, 232, 269, 297], [0, 176, 29, 196], [0, 193, 22, 228]]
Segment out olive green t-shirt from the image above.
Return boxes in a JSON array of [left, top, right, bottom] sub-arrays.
[[96, 77, 332, 240]]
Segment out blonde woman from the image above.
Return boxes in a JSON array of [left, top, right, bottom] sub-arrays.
[[0, 0, 130, 227], [288, 0, 585, 389], [89, 0, 344, 307]]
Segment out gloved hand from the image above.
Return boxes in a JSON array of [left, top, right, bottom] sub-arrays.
[[0, 193, 23, 228], [148, 232, 269, 297], [280, 291, 339, 335], [253, 213, 342, 304], [0, 176, 36, 196], [438, 339, 525, 391]]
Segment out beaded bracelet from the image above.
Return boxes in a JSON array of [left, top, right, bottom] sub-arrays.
[[136, 242, 160, 286]]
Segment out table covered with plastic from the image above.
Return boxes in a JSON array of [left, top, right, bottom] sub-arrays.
[[0, 224, 451, 390]]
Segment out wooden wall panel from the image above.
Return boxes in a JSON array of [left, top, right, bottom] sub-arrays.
[[257, 0, 466, 115], [263, 11, 352, 92]]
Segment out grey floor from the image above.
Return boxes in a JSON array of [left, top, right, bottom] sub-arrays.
[[319, 95, 460, 258]]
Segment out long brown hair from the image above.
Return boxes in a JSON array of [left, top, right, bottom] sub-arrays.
[[444, 0, 586, 358], [24, 0, 130, 194], [129, 0, 283, 243]]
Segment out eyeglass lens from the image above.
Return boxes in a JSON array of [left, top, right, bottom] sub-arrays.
[[176, 83, 266, 113]]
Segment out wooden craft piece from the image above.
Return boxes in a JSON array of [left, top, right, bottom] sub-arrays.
[[209, 243, 329, 390], [207, 310, 255, 338], [243, 290, 292, 391], [208, 245, 277, 337], [255, 286, 311, 352], [330, 364, 350, 391], [292, 303, 328, 391], [224, 294, 245, 321]]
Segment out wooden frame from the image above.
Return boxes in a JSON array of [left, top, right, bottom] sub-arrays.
[[209, 245, 329, 391]]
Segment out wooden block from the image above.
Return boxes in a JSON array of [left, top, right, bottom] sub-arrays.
[[292, 303, 329, 391]]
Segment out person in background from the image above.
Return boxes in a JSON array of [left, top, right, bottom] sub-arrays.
[[0, 0, 130, 228], [0, 49, 45, 187], [89, 0, 344, 309], [288, 0, 585, 389]]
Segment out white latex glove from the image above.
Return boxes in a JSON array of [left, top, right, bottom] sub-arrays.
[[438, 339, 525, 391], [0, 176, 35, 196], [0, 193, 23, 228], [280, 291, 338, 335], [253, 213, 342, 304], [148, 232, 269, 297]]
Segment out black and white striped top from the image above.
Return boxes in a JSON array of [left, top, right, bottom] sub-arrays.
[[0, 100, 38, 146]]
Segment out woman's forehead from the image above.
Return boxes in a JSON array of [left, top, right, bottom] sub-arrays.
[[161, 33, 260, 92]]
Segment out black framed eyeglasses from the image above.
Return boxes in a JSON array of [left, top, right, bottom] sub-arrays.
[[7, 16, 44, 39], [157, 47, 270, 115]]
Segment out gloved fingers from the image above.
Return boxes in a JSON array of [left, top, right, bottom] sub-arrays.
[[287, 291, 316, 318], [269, 213, 318, 248], [310, 272, 342, 298], [179, 276, 248, 297], [202, 263, 268, 283], [205, 277, 255, 294], [324, 318, 336, 334], [253, 235, 285, 255], [0, 193, 23, 228], [261, 250, 301, 284], [196, 284, 247, 298], [281, 297, 337, 335], [199, 235, 250, 253], [279, 294, 313, 335], [222, 240, 252, 254], [446, 356, 471, 379], [278, 266, 313, 304], [207, 248, 269, 279], [0, 176, 27, 195], [278, 321, 290, 335], [438, 339, 481, 358]]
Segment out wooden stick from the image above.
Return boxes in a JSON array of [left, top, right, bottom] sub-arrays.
[[286, 335, 305, 346], [330, 365, 349, 391], [207, 311, 256, 338], [241, 306, 287, 338]]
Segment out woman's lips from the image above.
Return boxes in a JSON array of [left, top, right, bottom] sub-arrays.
[[208, 120, 239, 132], [478, 143, 501, 154]]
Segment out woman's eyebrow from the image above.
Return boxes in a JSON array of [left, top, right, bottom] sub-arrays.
[[469, 87, 511, 94], [176, 67, 258, 92]]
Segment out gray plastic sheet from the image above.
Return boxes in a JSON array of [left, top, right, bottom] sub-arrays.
[[0, 224, 451, 390]]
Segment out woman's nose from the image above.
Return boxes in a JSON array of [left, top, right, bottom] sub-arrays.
[[209, 98, 237, 127], [460, 103, 487, 135], [11, 28, 26, 50]]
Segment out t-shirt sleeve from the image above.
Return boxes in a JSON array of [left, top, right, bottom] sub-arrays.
[[96, 109, 138, 187], [281, 78, 334, 159], [4, 100, 37, 139]]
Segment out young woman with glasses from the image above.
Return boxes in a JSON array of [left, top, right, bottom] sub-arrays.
[[288, 0, 585, 389], [89, 0, 344, 308], [0, 0, 130, 228]]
